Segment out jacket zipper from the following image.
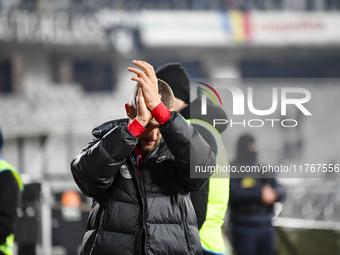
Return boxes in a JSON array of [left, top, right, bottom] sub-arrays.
[[89, 208, 105, 255], [179, 202, 195, 255], [135, 154, 147, 255]]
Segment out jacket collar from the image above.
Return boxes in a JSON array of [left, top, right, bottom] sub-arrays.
[[92, 118, 130, 138], [92, 118, 166, 161]]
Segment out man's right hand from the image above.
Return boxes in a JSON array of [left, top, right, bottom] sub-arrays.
[[136, 87, 152, 127]]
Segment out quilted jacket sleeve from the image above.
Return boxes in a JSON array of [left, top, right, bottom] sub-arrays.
[[71, 125, 138, 197], [159, 112, 215, 191]]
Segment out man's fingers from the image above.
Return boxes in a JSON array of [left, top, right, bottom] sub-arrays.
[[137, 87, 147, 111], [132, 60, 156, 80], [131, 76, 147, 87], [127, 67, 148, 80], [128, 60, 157, 85], [138, 87, 143, 100], [138, 87, 145, 108], [132, 60, 153, 71]]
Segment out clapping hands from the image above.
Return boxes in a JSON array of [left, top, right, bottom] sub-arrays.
[[127, 60, 161, 127]]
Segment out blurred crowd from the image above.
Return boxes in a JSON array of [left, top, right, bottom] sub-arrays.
[[0, 0, 340, 12]]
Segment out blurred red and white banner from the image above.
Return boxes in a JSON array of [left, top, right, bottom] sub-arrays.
[[244, 12, 340, 45]]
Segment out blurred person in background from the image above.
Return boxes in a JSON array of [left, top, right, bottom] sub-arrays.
[[228, 134, 285, 255], [71, 60, 215, 255], [0, 128, 23, 255], [156, 63, 230, 255]]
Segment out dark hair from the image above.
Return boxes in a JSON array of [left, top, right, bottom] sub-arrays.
[[131, 79, 175, 110]]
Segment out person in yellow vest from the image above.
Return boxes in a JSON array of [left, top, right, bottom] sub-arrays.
[[156, 63, 230, 255], [0, 128, 23, 255]]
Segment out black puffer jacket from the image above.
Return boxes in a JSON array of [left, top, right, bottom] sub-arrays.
[[71, 112, 215, 255]]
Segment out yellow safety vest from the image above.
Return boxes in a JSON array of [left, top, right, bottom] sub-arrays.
[[0, 159, 23, 255], [188, 119, 230, 255]]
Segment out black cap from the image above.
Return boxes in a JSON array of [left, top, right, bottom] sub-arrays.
[[0, 128, 3, 150], [156, 63, 190, 104], [237, 134, 257, 164]]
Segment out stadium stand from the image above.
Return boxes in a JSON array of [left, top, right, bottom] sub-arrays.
[[0, 1, 339, 254], [2, 0, 340, 11]]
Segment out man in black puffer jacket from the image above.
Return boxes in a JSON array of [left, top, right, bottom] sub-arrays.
[[71, 60, 215, 255]]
